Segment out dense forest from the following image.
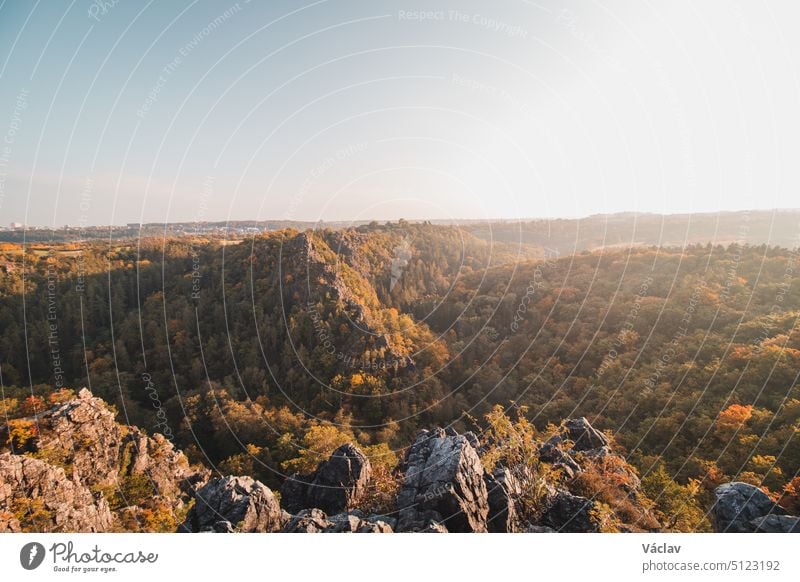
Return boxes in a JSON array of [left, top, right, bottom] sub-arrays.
[[1, 221, 799, 528]]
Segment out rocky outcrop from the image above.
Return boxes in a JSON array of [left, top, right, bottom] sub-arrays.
[[0, 454, 113, 532], [280, 444, 371, 515], [30, 389, 206, 503], [280, 508, 393, 533], [280, 508, 331, 532], [0, 389, 211, 532], [541, 491, 598, 533], [562, 417, 609, 452], [539, 435, 582, 478], [538, 418, 613, 479], [396, 428, 489, 532], [0, 390, 673, 534], [282, 232, 410, 369], [712, 482, 793, 533], [180, 475, 283, 533]]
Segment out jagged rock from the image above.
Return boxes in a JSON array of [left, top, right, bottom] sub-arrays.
[[463, 431, 481, 452], [280, 474, 312, 514], [0, 454, 112, 532], [180, 475, 282, 533], [539, 435, 582, 478], [280, 443, 371, 515], [20, 389, 207, 507], [712, 482, 787, 533], [280, 508, 393, 533], [485, 467, 522, 532], [281, 508, 332, 533], [309, 444, 371, 513], [750, 515, 800, 533], [541, 491, 598, 532], [396, 428, 489, 532], [562, 418, 609, 452]]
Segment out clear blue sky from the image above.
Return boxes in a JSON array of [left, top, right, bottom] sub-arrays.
[[1, 0, 799, 226]]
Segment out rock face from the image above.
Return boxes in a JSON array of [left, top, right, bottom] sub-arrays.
[[32, 389, 206, 502], [712, 482, 792, 533], [0, 454, 113, 532], [180, 476, 283, 533], [485, 467, 522, 533], [0, 389, 209, 532], [280, 444, 371, 515], [541, 491, 598, 533], [562, 418, 609, 452], [285, 233, 408, 366], [396, 428, 489, 532]]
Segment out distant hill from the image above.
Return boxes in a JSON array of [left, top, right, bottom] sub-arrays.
[[4, 210, 799, 251], [463, 210, 800, 254]]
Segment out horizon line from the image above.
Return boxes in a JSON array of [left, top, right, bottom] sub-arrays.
[[5, 207, 800, 230]]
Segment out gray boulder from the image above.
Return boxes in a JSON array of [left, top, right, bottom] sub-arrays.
[[712, 482, 787, 533], [541, 491, 598, 532], [280, 443, 371, 515], [396, 428, 489, 532], [180, 475, 282, 532], [562, 418, 609, 452]]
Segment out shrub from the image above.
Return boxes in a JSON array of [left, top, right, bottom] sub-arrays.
[[641, 464, 711, 532]]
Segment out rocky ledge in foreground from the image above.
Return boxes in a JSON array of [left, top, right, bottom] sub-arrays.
[[1, 393, 658, 533], [9, 391, 792, 533], [181, 415, 659, 533]]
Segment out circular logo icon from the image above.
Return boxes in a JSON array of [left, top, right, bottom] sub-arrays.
[[20, 542, 46, 570]]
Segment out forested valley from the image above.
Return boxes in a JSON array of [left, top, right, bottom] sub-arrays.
[[1, 222, 799, 531]]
